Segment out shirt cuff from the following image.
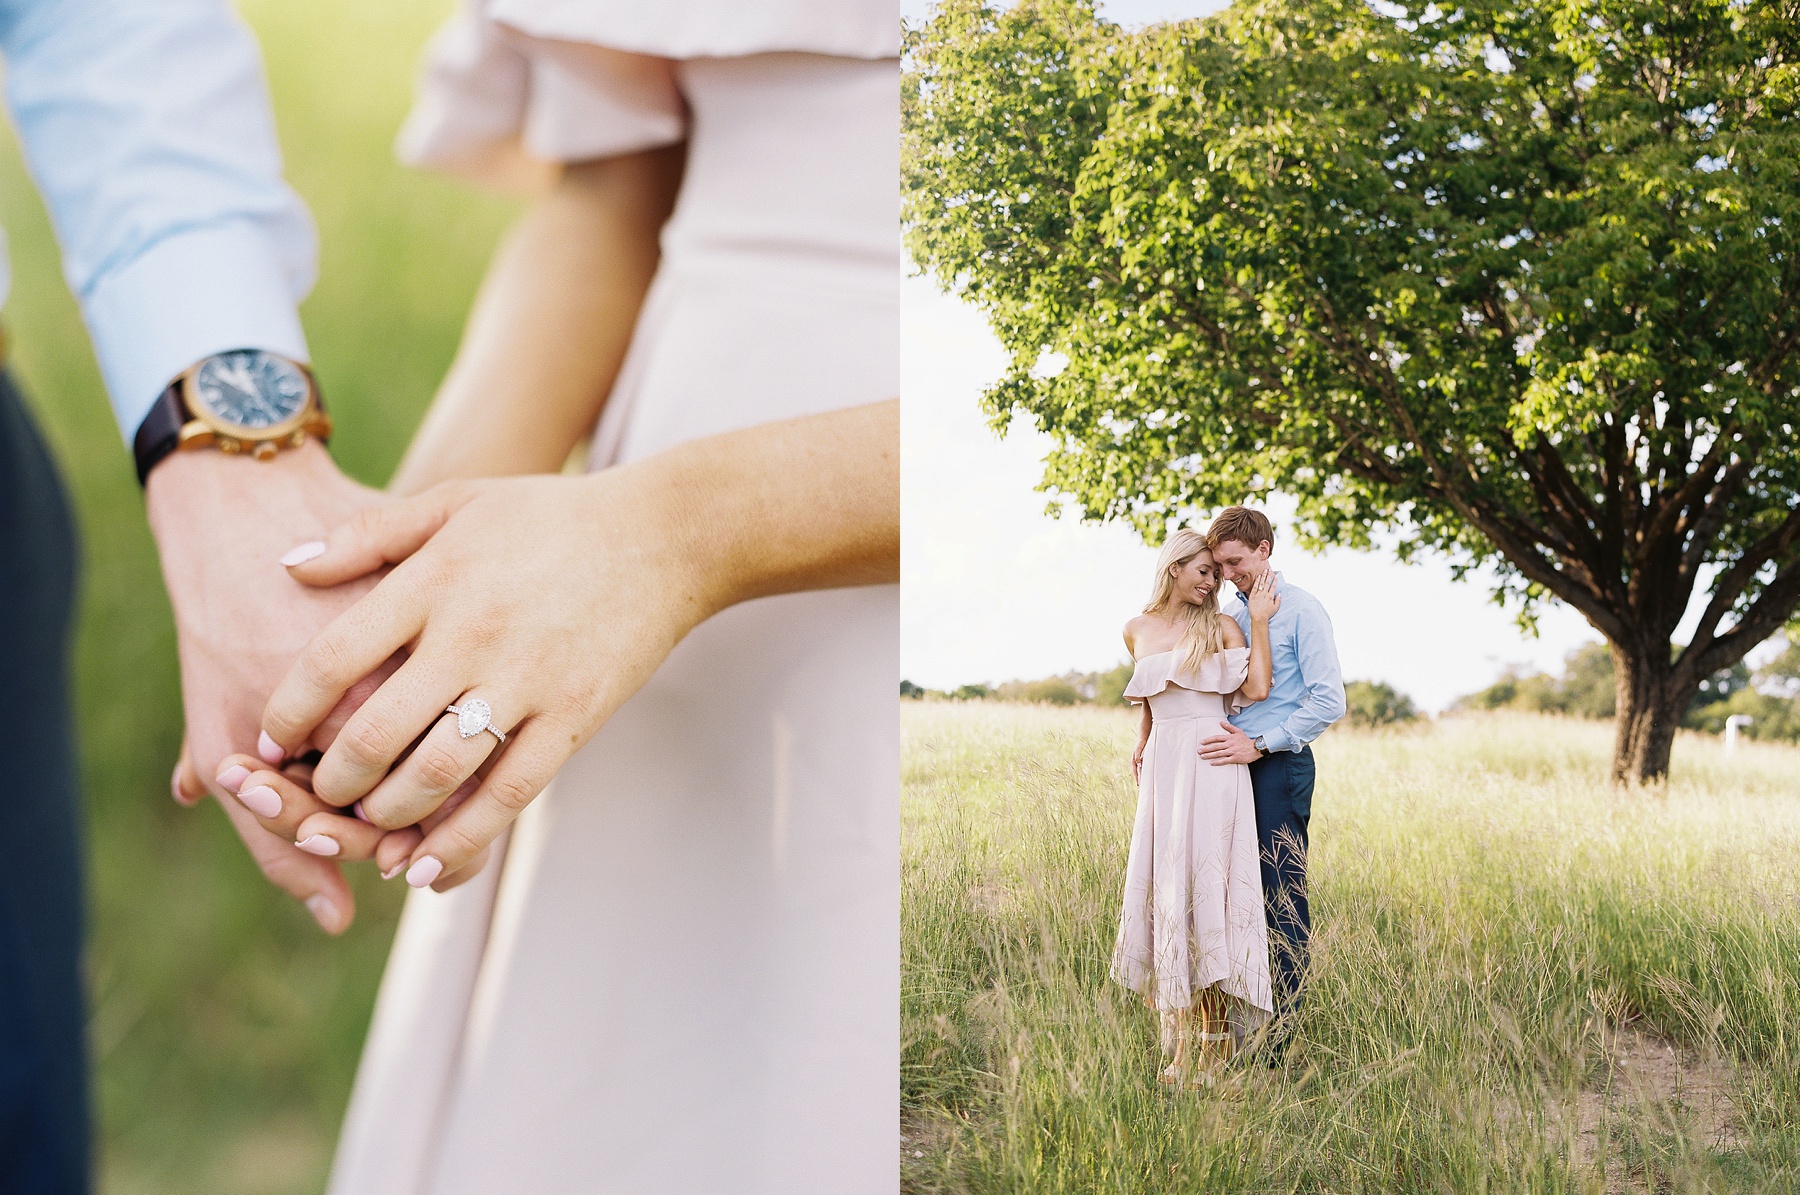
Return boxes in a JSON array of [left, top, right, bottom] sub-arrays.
[[1260, 725, 1296, 754], [82, 221, 310, 442]]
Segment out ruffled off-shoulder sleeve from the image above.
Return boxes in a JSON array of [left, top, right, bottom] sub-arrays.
[[395, 0, 899, 189], [485, 0, 900, 59], [395, 1, 687, 189], [1124, 647, 1255, 712]]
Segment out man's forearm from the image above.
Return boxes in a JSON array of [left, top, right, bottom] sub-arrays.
[[1267, 680, 1348, 752], [4, 0, 315, 440]]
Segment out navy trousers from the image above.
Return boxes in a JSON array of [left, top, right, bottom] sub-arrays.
[[0, 370, 88, 1195], [1247, 745, 1313, 1021]]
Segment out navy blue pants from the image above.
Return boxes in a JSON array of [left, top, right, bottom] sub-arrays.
[[0, 370, 88, 1195], [1247, 746, 1312, 1020]]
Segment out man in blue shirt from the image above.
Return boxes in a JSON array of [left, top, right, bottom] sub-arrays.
[[1, 4, 384, 1187], [1199, 506, 1347, 1054]]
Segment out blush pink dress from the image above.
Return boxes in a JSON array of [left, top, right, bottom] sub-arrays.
[[1111, 648, 1272, 1031], [325, 5, 898, 1193]]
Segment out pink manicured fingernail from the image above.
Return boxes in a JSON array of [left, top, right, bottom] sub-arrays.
[[215, 764, 251, 794], [172, 765, 194, 806], [236, 785, 282, 819], [352, 800, 370, 823], [304, 894, 340, 932], [380, 861, 406, 881], [280, 540, 327, 567], [297, 834, 340, 857], [405, 855, 444, 888], [257, 731, 285, 765]]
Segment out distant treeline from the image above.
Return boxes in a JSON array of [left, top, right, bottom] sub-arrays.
[[901, 664, 1135, 708], [900, 668, 1414, 728], [903, 631, 1800, 742], [1454, 637, 1800, 743]]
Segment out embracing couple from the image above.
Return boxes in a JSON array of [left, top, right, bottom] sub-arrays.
[[1110, 506, 1347, 1088], [2, 1, 896, 1192]]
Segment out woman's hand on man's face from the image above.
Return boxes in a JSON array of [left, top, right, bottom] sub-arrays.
[[1245, 568, 1281, 622]]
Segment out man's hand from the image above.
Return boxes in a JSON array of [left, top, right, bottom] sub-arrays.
[[148, 440, 391, 932], [1199, 722, 1263, 766]]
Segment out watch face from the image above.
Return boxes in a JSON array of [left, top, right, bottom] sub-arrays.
[[191, 350, 310, 432]]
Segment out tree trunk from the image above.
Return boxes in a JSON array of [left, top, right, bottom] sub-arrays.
[[1609, 642, 1687, 784]]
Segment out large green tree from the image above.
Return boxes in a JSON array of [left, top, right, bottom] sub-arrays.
[[904, 0, 1800, 781]]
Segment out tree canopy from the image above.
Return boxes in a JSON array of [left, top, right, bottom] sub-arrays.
[[904, 0, 1800, 779]]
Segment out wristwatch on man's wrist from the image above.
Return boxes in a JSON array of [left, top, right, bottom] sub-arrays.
[[1253, 735, 1270, 757], [133, 348, 330, 486]]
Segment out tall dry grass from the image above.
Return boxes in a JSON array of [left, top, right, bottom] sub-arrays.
[[902, 704, 1800, 1193]]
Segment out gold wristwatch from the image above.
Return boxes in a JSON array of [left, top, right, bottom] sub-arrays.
[[133, 349, 330, 485]]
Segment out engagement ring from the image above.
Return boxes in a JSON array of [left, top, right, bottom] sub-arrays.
[[446, 698, 506, 745]]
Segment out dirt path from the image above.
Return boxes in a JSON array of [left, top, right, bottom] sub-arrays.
[[1573, 1024, 1742, 1191]]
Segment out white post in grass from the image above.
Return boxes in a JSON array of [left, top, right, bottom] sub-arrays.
[[1724, 714, 1753, 752]]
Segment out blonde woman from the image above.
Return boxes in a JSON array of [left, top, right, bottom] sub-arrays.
[[1112, 529, 1278, 1087]]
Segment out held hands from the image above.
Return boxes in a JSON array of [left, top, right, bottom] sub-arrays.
[[241, 464, 713, 892], [205, 403, 897, 904]]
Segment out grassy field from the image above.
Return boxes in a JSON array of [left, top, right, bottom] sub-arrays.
[[0, 3, 517, 1190], [902, 704, 1800, 1193]]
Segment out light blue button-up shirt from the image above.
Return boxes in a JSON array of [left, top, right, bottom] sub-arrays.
[[1227, 572, 1347, 753], [0, 0, 314, 441]]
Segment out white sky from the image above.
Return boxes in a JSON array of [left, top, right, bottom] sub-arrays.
[[898, 0, 1764, 712]]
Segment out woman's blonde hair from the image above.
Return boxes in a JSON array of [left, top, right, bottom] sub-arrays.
[[1144, 528, 1228, 675]]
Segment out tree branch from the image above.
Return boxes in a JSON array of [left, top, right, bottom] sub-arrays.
[[1679, 553, 1800, 686], [1675, 454, 1757, 585], [1682, 503, 1800, 669]]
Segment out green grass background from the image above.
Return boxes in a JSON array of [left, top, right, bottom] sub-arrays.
[[0, 3, 518, 1189], [903, 704, 1800, 1193]]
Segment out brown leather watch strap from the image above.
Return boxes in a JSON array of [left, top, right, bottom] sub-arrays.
[[132, 380, 188, 487]]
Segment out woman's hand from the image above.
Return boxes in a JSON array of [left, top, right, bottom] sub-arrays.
[[1245, 569, 1281, 623], [257, 467, 708, 889], [1130, 740, 1146, 783], [210, 751, 423, 870], [258, 402, 897, 891]]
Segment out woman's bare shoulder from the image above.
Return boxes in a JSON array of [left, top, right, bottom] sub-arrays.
[[1122, 613, 1158, 657], [1219, 616, 1247, 648]]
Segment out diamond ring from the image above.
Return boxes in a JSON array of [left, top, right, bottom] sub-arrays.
[[445, 698, 506, 745]]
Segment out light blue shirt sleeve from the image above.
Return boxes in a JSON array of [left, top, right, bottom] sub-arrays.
[[1259, 595, 1348, 753], [0, 0, 315, 440]]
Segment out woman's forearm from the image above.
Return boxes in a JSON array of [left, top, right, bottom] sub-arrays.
[[1246, 616, 1273, 701], [1137, 701, 1152, 746], [390, 147, 685, 495], [636, 399, 900, 621]]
